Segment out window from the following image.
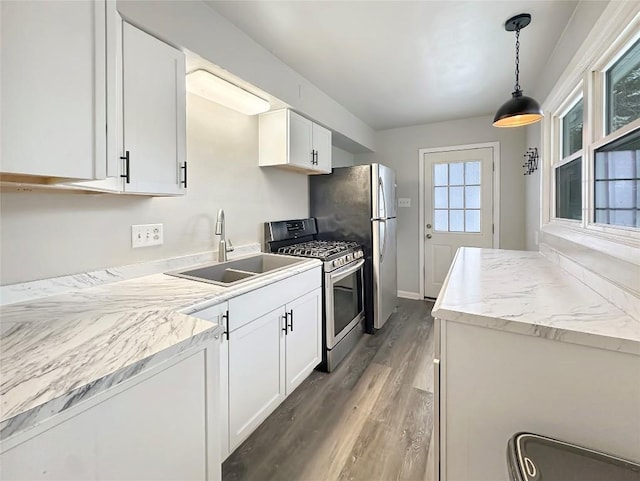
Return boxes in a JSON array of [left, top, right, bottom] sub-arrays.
[[556, 158, 582, 220], [554, 97, 583, 221], [594, 129, 640, 228], [433, 161, 481, 233], [606, 38, 640, 134], [562, 99, 584, 158]]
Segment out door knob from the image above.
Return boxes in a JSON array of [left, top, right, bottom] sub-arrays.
[[426, 234, 432, 239], [426, 224, 432, 229]]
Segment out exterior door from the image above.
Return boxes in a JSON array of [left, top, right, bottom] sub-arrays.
[[424, 147, 494, 298]]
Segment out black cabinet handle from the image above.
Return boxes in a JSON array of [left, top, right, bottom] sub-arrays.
[[282, 311, 289, 334], [311, 150, 318, 165], [180, 161, 187, 188], [288, 309, 294, 332], [120, 151, 130, 184], [222, 310, 229, 340], [314, 150, 318, 165]]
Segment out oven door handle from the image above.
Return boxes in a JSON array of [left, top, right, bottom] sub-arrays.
[[329, 259, 365, 283]]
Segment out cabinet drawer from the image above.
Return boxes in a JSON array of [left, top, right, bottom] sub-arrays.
[[228, 267, 321, 332]]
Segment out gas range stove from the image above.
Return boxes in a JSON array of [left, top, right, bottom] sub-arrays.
[[264, 218, 364, 272], [265, 218, 366, 372], [277, 240, 364, 271]]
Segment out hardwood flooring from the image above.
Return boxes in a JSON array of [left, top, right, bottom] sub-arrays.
[[223, 298, 436, 481]]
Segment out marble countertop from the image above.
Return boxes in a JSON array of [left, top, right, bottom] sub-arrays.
[[432, 248, 640, 356], [0, 256, 321, 439]]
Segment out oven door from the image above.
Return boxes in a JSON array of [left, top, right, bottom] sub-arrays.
[[325, 259, 365, 349]]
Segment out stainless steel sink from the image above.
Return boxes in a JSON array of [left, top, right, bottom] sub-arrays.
[[165, 254, 305, 287]]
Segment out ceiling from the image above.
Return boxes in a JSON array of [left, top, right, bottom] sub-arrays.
[[205, 1, 580, 131]]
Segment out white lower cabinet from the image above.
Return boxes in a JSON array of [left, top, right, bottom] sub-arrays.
[[284, 289, 323, 394], [211, 267, 322, 459], [227, 307, 285, 451], [0, 346, 220, 481]]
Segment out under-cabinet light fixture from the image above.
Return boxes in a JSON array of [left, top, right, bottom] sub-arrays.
[[186, 69, 270, 115]]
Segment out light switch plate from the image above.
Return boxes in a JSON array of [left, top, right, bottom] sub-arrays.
[[132, 224, 163, 248], [398, 198, 411, 208]]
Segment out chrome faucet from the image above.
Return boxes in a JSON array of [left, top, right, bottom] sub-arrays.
[[215, 208, 234, 262]]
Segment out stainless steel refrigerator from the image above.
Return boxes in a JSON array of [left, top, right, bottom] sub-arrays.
[[310, 163, 398, 332]]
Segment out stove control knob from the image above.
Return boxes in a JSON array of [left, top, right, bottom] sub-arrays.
[[332, 260, 338, 268], [346, 254, 353, 262]]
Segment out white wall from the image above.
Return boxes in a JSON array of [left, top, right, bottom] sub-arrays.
[[355, 115, 526, 296], [116, 0, 375, 153], [331, 147, 355, 168], [0, 96, 308, 285], [525, 122, 542, 251]]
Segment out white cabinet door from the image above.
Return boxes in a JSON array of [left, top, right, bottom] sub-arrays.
[[1, 0, 106, 180], [1, 351, 212, 481], [312, 122, 332, 174], [227, 308, 285, 452], [289, 110, 315, 170], [121, 22, 186, 195], [258, 109, 332, 174], [284, 288, 322, 394]]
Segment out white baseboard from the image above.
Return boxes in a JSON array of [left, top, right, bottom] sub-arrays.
[[397, 290, 422, 300]]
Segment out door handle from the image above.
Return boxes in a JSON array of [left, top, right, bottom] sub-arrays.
[[426, 234, 432, 239], [222, 310, 229, 340], [282, 311, 289, 334], [288, 309, 294, 332], [120, 151, 130, 184]]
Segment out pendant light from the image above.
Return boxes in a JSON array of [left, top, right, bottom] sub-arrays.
[[493, 13, 543, 128]]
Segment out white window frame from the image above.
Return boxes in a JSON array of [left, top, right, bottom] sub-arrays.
[[551, 87, 583, 225], [541, 3, 640, 258]]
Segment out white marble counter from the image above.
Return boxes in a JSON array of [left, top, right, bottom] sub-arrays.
[[0, 256, 321, 439], [432, 248, 640, 356]]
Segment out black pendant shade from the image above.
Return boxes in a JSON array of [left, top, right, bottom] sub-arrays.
[[493, 13, 543, 128], [493, 90, 543, 127]]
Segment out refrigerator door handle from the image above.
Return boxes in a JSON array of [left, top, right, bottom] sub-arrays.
[[379, 177, 388, 220], [379, 220, 387, 262]]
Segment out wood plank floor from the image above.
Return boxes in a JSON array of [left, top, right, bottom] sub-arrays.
[[223, 298, 436, 481]]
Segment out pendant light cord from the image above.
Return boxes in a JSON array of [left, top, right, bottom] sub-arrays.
[[514, 27, 521, 93]]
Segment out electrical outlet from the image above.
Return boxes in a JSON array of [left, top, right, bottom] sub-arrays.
[[398, 198, 411, 208], [132, 224, 163, 248]]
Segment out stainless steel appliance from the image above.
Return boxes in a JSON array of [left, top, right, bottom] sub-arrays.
[[265, 218, 365, 372], [310, 163, 398, 332]]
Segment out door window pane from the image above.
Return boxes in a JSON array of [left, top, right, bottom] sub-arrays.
[[562, 99, 583, 158], [465, 161, 481, 185], [434, 164, 448, 186], [449, 163, 464, 185], [594, 128, 640, 227], [432, 160, 485, 233], [449, 186, 464, 209], [606, 38, 640, 134], [434, 209, 448, 231], [434, 186, 448, 208], [465, 210, 480, 232], [555, 158, 582, 220], [465, 186, 480, 208], [449, 210, 464, 232]]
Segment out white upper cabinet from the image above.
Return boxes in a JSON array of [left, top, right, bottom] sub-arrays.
[[259, 109, 332, 174], [1, 3, 187, 196], [1, 0, 107, 180], [120, 22, 186, 195], [312, 122, 332, 173]]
